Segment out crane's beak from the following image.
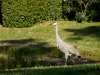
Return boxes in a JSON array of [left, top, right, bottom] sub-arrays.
[[47, 21, 57, 26]]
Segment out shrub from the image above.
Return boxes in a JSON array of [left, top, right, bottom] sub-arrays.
[[0, 0, 2, 24], [1, 0, 62, 28], [75, 12, 87, 23], [87, 2, 100, 22]]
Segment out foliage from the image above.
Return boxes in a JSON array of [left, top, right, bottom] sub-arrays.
[[75, 12, 87, 22], [0, 0, 2, 24], [87, 2, 100, 21], [62, 0, 100, 22], [1, 0, 100, 27], [1, 0, 62, 28]]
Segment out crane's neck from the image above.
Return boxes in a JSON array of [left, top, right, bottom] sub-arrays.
[[55, 23, 58, 37], [55, 22, 63, 49], [55, 23, 61, 41]]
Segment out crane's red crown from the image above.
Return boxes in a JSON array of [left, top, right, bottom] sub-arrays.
[[52, 21, 57, 25]]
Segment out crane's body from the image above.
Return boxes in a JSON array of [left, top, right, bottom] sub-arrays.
[[51, 21, 81, 65]]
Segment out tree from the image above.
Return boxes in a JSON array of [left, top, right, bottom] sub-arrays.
[[62, 0, 100, 22], [0, 0, 2, 24]]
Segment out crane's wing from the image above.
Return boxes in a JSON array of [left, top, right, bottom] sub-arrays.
[[62, 41, 78, 54], [63, 41, 77, 48]]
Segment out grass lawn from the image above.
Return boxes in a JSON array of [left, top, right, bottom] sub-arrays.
[[0, 21, 100, 69], [0, 63, 100, 75]]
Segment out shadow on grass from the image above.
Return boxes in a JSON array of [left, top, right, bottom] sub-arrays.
[[0, 39, 34, 51], [0, 38, 56, 53], [64, 26, 100, 40], [0, 38, 62, 69]]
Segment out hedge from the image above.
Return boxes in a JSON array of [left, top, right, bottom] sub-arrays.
[[0, 0, 2, 24], [1, 0, 62, 28]]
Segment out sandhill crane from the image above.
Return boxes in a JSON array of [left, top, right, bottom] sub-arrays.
[[49, 21, 81, 65]]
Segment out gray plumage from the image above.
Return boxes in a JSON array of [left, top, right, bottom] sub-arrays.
[[51, 21, 81, 65]]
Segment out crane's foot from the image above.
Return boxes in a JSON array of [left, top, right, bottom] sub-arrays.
[[65, 60, 67, 66], [70, 59, 75, 65]]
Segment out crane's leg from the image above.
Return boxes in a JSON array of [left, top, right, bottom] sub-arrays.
[[65, 53, 69, 66], [68, 54, 75, 65], [65, 59, 67, 66], [69, 55, 75, 65], [70, 58, 75, 65]]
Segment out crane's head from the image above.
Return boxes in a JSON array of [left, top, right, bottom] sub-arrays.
[[48, 21, 58, 26], [52, 21, 58, 26]]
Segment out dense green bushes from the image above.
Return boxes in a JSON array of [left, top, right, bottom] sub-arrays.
[[1, 0, 100, 27], [62, 0, 100, 22], [1, 0, 62, 28], [87, 2, 100, 22], [75, 12, 87, 23], [0, 0, 2, 24]]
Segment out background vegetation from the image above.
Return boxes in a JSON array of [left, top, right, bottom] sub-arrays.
[[62, 0, 100, 22], [1, 0, 100, 27], [0, 0, 100, 74], [1, 0, 62, 27], [0, 0, 2, 24]]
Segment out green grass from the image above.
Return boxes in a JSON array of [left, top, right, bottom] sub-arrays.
[[0, 63, 100, 75], [0, 21, 100, 69]]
